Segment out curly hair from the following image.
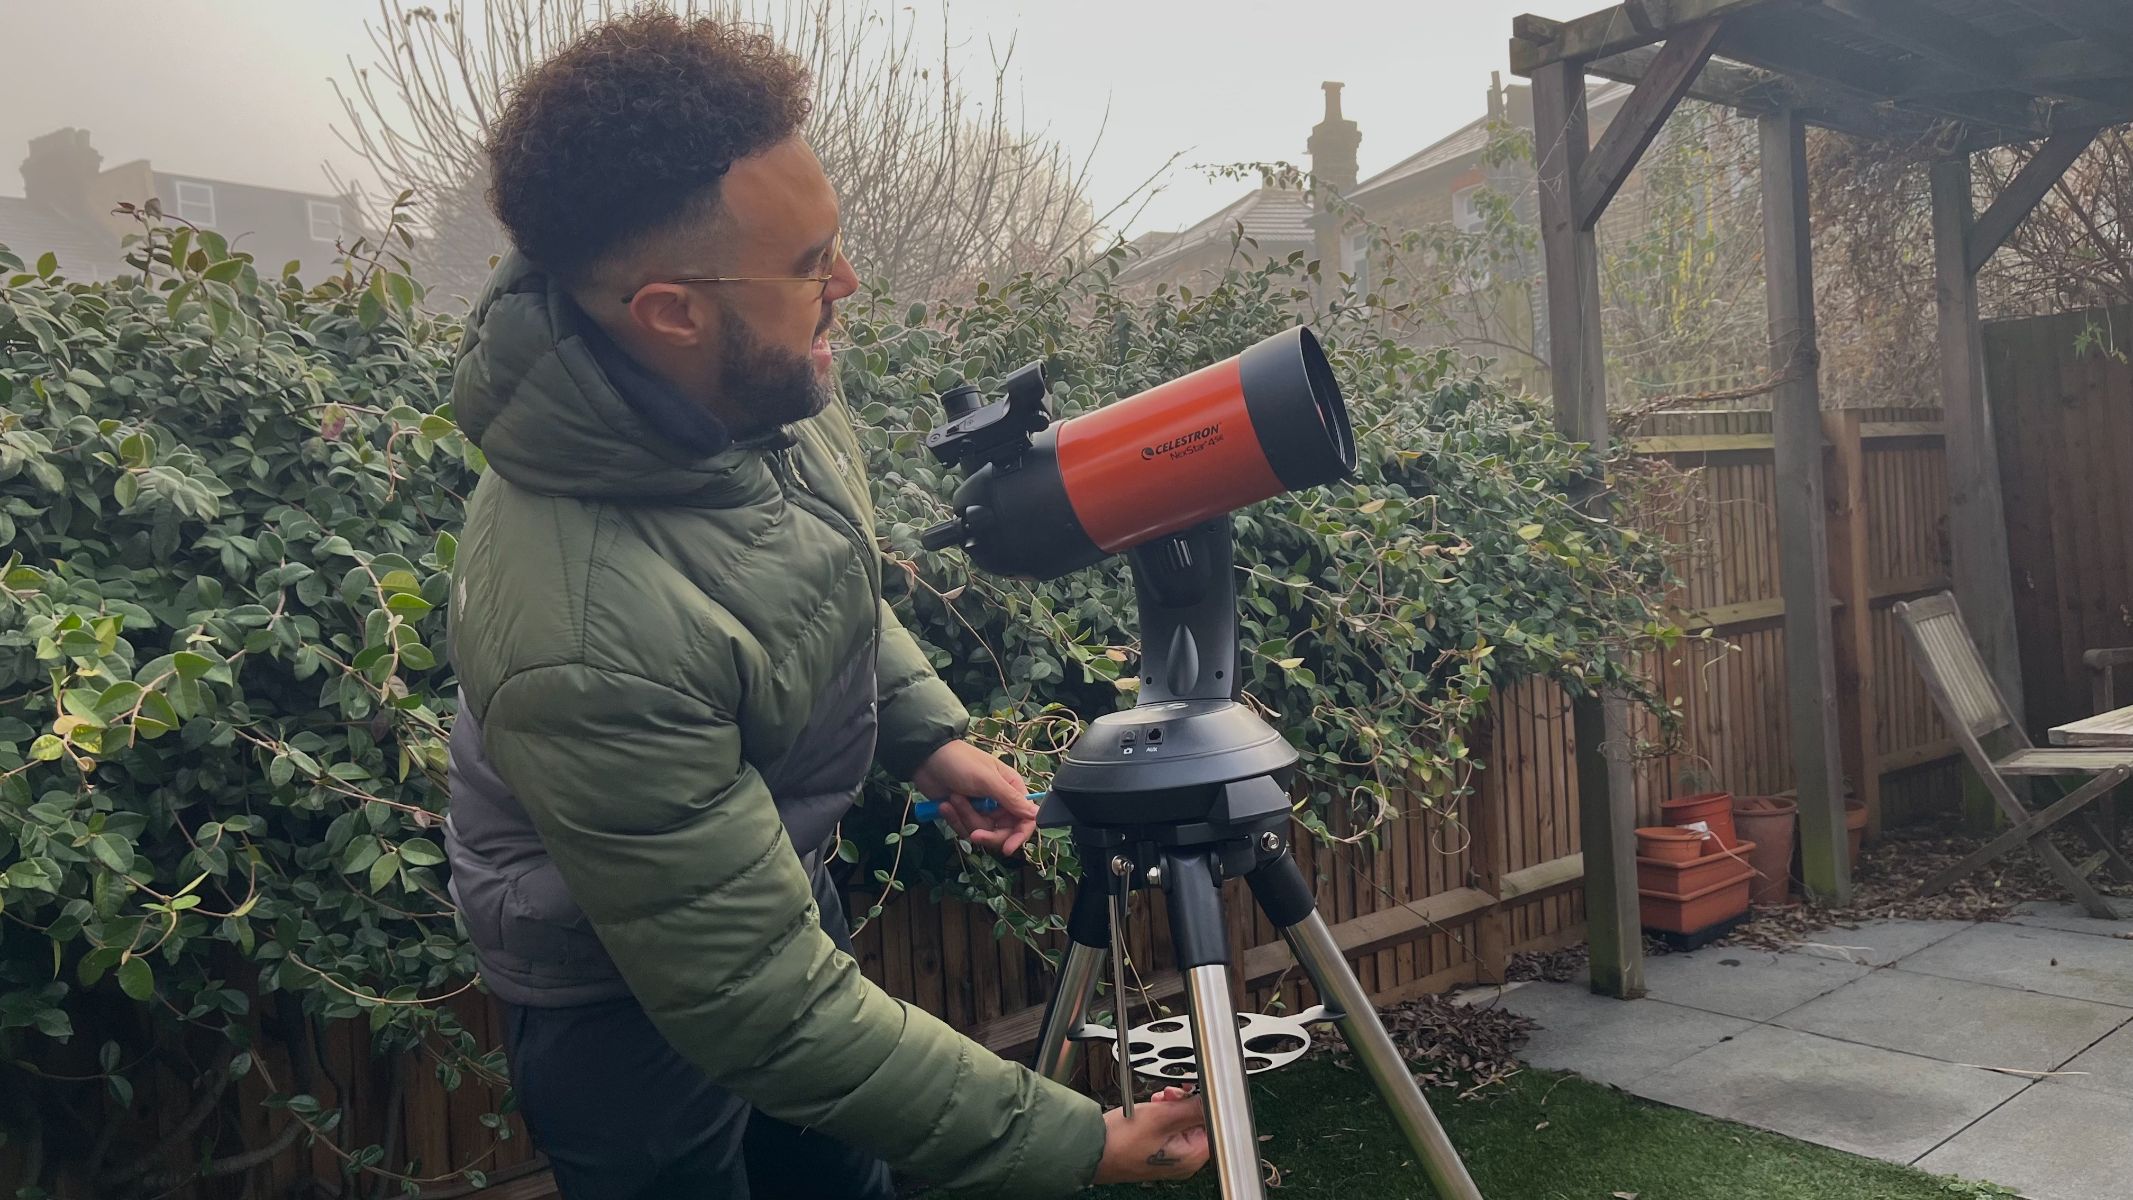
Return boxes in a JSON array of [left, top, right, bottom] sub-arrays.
[[484, 10, 813, 283]]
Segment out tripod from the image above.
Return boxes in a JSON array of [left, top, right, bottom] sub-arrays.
[[1027, 521, 1483, 1200]]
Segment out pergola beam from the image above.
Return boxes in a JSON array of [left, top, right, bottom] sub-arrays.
[[1715, 17, 2076, 137], [2004, 0, 2133, 45], [1932, 155, 2028, 728], [1967, 128, 2102, 273], [1511, 0, 1785, 72], [1807, 0, 2128, 105], [1587, 45, 1945, 143], [1762, 107, 1853, 904], [1531, 60, 1646, 1001], [1577, 19, 1725, 228]]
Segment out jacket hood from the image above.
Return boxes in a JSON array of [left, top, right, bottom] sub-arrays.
[[452, 251, 774, 506]]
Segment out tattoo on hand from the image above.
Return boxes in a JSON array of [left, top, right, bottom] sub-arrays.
[[1146, 1148, 1181, 1167]]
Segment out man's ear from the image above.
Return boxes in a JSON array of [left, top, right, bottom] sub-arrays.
[[626, 285, 717, 348]]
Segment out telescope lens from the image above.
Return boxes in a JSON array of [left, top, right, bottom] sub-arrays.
[[1239, 326, 1355, 492]]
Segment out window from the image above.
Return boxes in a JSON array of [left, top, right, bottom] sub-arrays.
[[1452, 184, 1485, 235], [1344, 230, 1372, 283], [173, 180, 216, 226], [308, 200, 344, 244]]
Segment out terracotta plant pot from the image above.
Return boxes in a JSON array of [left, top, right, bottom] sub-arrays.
[[1636, 838, 1758, 896], [1846, 799, 1869, 867], [1636, 826, 1708, 862], [1660, 791, 1738, 848], [1639, 869, 1754, 934], [1732, 796, 1798, 907]]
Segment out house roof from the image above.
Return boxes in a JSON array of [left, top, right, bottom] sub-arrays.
[[1120, 186, 1315, 281], [1350, 81, 1632, 203], [0, 195, 127, 278], [1516, 0, 2133, 151]]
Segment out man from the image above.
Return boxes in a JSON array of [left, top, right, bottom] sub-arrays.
[[442, 10, 1208, 1199]]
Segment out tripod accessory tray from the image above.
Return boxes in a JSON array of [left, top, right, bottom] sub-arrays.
[[1127, 1010, 1313, 1081]]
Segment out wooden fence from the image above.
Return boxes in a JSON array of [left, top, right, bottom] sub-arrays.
[[7, 406, 1980, 1197], [1986, 306, 2133, 735]]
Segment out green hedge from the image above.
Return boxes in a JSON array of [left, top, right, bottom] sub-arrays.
[[0, 219, 1673, 1193]]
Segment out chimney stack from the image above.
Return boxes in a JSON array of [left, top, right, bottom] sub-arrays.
[[1307, 81, 1361, 196], [1307, 82, 1361, 276], [22, 128, 101, 216]]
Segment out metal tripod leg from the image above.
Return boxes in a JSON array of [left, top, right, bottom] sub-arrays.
[[1165, 852, 1265, 1200], [1033, 869, 1111, 1085], [1251, 851, 1485, 1200]]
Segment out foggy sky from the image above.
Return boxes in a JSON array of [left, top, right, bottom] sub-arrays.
[[0, 0, 1600, 238]]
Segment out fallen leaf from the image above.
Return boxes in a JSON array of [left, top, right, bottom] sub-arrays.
[[1534, 1120, 1549, 1131], [1614, 1193, 1640, 1199]]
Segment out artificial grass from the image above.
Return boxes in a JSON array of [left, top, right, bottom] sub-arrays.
[[1086, 1058, 2015, 1200]]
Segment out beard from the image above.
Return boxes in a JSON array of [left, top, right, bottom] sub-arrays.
[[715, 305, 834, 437]]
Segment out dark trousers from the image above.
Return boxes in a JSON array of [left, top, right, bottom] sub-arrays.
[[501, 869, 895, 1200]]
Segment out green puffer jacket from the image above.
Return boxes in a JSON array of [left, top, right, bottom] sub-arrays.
[[444, 253, 1106, 1194]]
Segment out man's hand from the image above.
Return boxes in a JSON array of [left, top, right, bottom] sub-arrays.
[[1094, 1087, 1211, 1184], [910, 740, 1038, 857]]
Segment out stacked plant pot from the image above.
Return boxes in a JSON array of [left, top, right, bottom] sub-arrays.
[[1635, 792, 1755, 936]]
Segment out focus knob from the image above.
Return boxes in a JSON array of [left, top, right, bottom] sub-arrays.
[[920, 516, 967, 552]]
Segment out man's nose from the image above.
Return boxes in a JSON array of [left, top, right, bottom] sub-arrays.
[[824, 253, 860, 302]]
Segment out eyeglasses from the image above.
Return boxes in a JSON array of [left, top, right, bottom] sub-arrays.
[[622, 231, 844, 305]]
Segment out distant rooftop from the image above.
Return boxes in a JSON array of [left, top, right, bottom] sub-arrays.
[[1119, 186, 1315, 281], [0, 194, 127, 279]]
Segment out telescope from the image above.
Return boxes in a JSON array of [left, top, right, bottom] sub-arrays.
[[919, 327, 1483, 1200], [919, 327, 1352, 578]]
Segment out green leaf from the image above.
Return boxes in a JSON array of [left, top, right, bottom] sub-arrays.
[[1517, 523, 1544, 540], [89, 834, 132, 873], [36, 251, 57, 278], [172, 651, 216, 681], [397, 838, 445, 867], [117, 958, 153, 1001], [28, 735, 64, 761], [368, 850, 401, 892], [339, 836, 382, 875]]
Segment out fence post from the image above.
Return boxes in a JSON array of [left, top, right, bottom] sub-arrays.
[[1465, 720, 1510, 984], [1823, 410, 1882, 840]]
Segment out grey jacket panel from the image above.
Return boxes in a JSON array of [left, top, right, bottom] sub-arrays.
[[447, 644, 883, 1006]]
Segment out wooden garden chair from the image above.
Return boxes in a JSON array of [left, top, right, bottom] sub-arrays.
[[1893, 592, 2133, 919]]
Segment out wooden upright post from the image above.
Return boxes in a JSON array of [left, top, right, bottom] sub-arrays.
[[1932, 155, 2027, 728], [1761, 110, 1851, 904], [1467, 722, 1511, 985], [1823, 410, 1882, 839], [1533, 59, 1644, 999]]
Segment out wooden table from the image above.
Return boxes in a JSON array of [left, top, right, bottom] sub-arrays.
[[2051, 704, 2133, 747]]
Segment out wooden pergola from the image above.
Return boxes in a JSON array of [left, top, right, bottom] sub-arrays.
[[1510, 0, 2133, 998]]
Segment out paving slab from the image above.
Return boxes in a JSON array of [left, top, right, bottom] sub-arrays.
[[1916, 1081, 2133, 1200], [1636, 945, 1869, 1021], [1898, 920, 2133, 1007], [1489, 980, 1752, 1086], [2006, 898, 2133, 938], [1775, 966, 2132, 1070], [1630, 1024, 2028, 1165], [1777, 918, 1975, 968], [2054, 1020, 2133, 1098]]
